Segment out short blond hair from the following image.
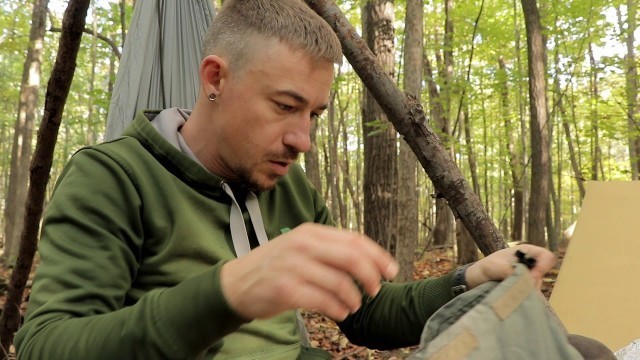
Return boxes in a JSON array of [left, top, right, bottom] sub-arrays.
[[202, 0, 342, 72]]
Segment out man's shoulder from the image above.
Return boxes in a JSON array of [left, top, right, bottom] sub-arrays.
[[75, 136, 148, 163]]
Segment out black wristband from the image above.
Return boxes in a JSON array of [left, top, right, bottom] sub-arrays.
[[451, 263, 473, 297]]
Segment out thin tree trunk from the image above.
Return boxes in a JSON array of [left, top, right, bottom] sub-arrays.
[[463, 109, 480, 196], [306, 0, 507, 254], [456, 0, 484, 259], [553, 118, 562, 251], [2, 0, 49, 264], [336, 89, 362, 230], [521, 0, 549, 247], [361, 0, 398, 254], [482, 89, 489, 212], [396, 0, 422, 282], [305, 119, 323, 192], [588, 43, 602, 181], [546, 106, 559, 252], [0, 0, 91, 353], [356, 85, 364, 232], [423, 54, 446, 248], [458, 108, 479, 264], [108, 54, 116, 95], [88, 0, 97, 144], [0, 125, 8, 223], [432, 0, 455, 248], [553, 49, 585, 199], [120, 0, 127, 46], [498, 57, 524, 242], [336, 111, 351, 228], [622, 0, 640, 179], [327, 92, 347, 228], [513, 0, 528, 241]]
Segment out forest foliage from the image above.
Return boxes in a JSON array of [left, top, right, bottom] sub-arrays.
[[0, 0, 638, 257]]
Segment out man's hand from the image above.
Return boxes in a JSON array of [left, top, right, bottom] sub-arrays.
[[220, 223, 399, 322], [464, 244, 557, 290]]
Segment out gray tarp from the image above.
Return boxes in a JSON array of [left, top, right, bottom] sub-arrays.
[[105, 0, 215, 140]]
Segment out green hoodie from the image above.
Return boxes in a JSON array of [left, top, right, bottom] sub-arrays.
[[16, 111, 455, 359]]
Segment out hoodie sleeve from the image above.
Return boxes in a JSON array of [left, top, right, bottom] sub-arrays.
[[338, 271, 456, 350], [15, 148, 248, 360]]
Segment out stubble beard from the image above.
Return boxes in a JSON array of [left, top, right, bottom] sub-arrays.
[[231, 149, 298, 192], [233, 164, 276, 192]]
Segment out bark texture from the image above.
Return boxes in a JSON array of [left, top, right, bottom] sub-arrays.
[[361, 0, 399, 254], [432, 0, 455, 248], [521, 0, 549, 247], [304, 120, 323, 192], [396, 0, 422, 281]]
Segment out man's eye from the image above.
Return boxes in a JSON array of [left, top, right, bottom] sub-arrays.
[[277, 103, 294, 111], [311, 112, 322, 121]]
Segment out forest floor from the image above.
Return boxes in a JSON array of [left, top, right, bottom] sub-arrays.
[[0, 246, 565, 359]]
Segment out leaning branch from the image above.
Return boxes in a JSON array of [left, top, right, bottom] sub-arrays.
[[304, 0, 507, 255]]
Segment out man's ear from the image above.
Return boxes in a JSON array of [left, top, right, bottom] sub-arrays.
[[200, 55, 227, 96]]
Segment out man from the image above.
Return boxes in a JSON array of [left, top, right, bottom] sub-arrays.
[[15, 0, 556, 359]]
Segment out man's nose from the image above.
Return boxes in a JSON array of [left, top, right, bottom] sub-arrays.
[[283, 119, 312, 153]]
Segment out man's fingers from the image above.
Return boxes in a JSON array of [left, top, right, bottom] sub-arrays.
[[289, 285, 351, 321], [220, 223, 399, 320], [513, 244, 557, 279], [304, 228, 398, 297], [282, 256, 364, 313], [467, 244, 557, 290]]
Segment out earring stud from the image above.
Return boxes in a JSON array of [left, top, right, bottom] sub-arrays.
[[208, 93, 217, 101]]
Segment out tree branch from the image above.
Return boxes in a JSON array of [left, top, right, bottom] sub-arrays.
[[305, 0, 507, 255], [49, 26, 121, 59]]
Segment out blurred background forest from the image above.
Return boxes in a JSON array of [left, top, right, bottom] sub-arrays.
[[0, 0, 638, 280]]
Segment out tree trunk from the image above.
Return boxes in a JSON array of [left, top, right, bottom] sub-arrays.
[[513, 0, 528, 241], [87, 1, 98, 144], [396, 0, 422, 282], [361, 0, 398, 254], [458, 109, 479, 264], [337, 90, 362, 231], [336, 111, 351, 228], [546, 107, 559, 252], [423, 55, 446, 247], [432, 0, 455, 248], [498, 57, 524, 242], [0, 0, 91, 353], [327, 92, 347, 228], [305, 118, 323, 192], [2, 0, 49, 264], [553, 48, 586, 200], [462, 109, 480, 196], [306, 0, 507, 255], [623, 0, 640, 180], [521, 0, 549, 247], [120, 0, 127, 47], [456, 219, 478, 264], [588, 43, 602, 181], [550, 120, 562, 252]]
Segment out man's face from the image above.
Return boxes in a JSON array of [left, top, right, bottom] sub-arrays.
[[212, 41, 334, 191]]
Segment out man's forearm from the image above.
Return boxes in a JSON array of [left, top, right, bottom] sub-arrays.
[[16, 263, 247, 359], [338, 272, 455, 350]]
